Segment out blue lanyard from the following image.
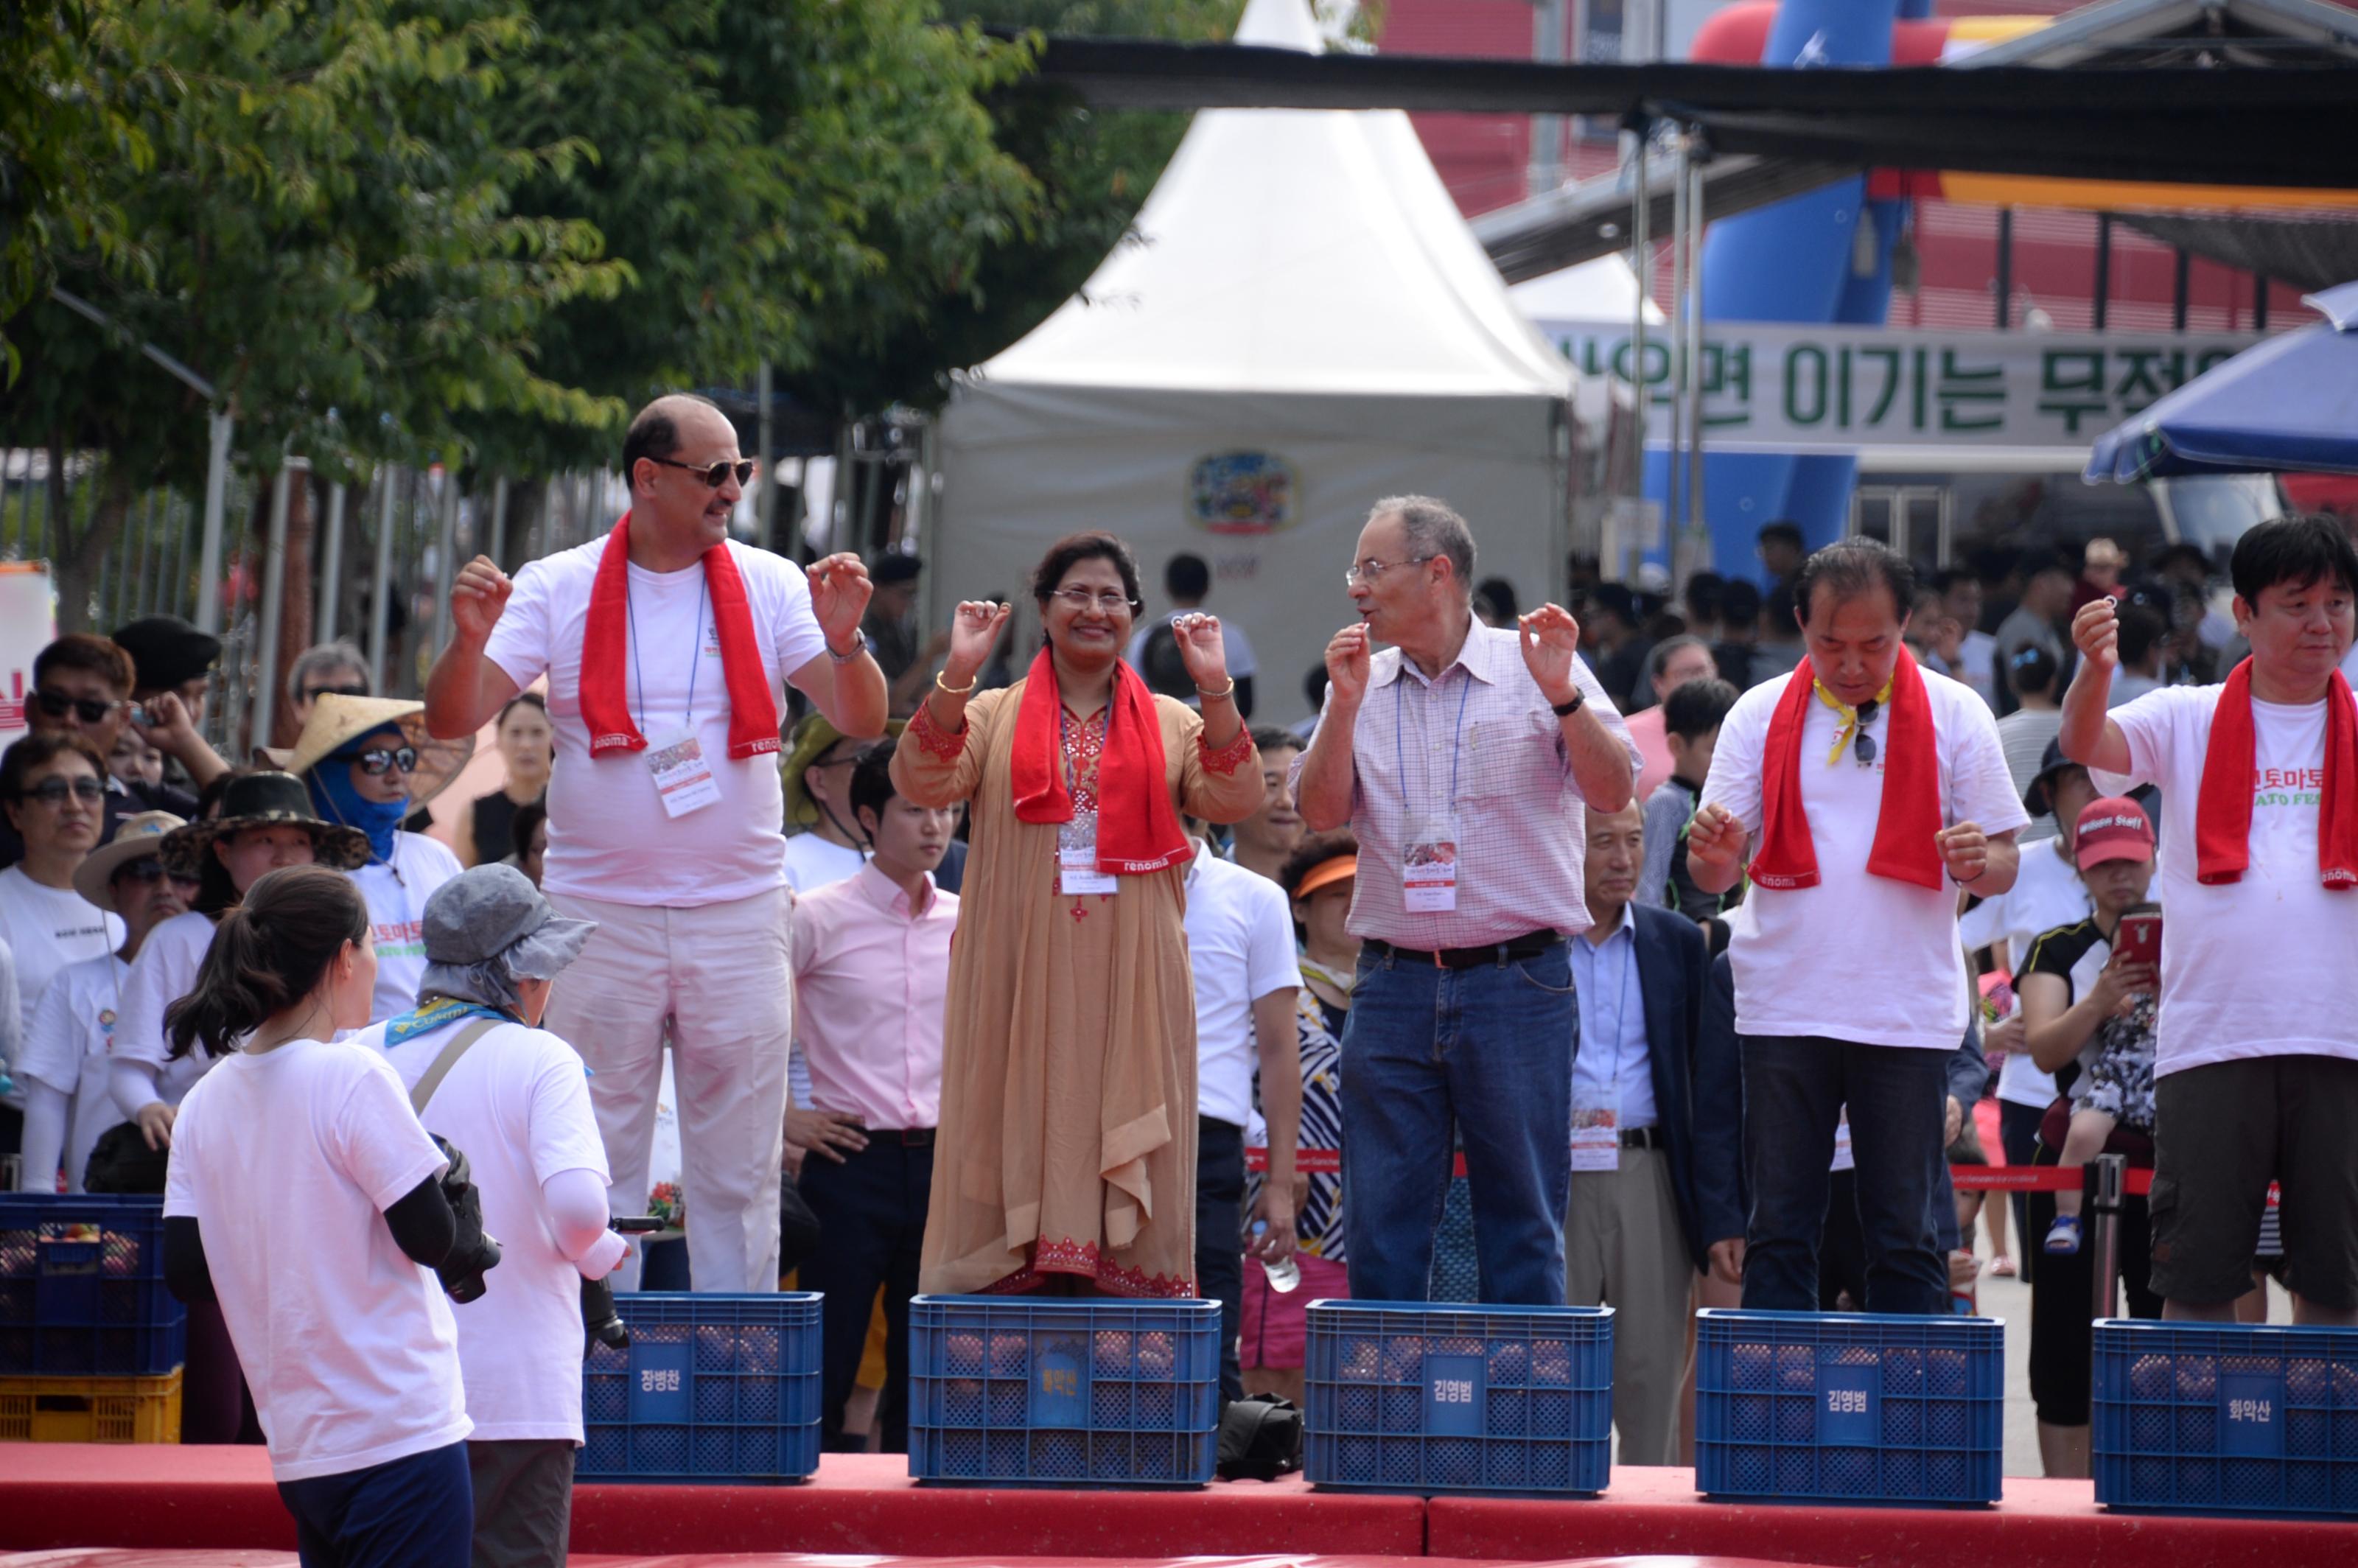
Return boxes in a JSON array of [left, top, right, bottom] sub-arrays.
[[1575, 927, 1636, 1115], [1393, 664, 1474, 820], [624, 577, 707, 733]]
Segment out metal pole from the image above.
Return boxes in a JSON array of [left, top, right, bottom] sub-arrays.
[[756, 360, 776, 550], [166, 494, 189, 620], [2091, 1152, 2127, 1322], [433, 465, 460, 653], [2254, 271, 2270, 331], [1995, 209, 2013, 329], [318, 482, 347, 644], [2093, 214, 2113, 331], [1684, 151, 1707, 554], [368, 469, 396, 693], [488, 476, 509, 569], [1629, 122, 1651, 586], [252, 462, 298, 754], [1666, 129, 1690, 549], [195, 410, 234, 636], [2172, 248, 2192, 332]]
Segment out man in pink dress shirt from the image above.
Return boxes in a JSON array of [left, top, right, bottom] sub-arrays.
[[788, 737, 958, 1452]]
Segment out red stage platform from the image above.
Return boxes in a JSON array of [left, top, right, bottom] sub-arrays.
[[1, 1451, 2351, 1567]]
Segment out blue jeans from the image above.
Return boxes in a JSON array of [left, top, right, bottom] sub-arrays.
[[1740, 1035, 1950, 1315], [1340, 942, 1575, 1305], [276, 1441, 472, 1568]]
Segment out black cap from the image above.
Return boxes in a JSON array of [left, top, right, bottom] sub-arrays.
[[2023, 736, 2088, 819], [871, 553, 923, 587], [111, 616, 222, 692]]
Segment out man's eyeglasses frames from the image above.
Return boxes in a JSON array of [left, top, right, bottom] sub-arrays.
[[647, 456, 756, 489]]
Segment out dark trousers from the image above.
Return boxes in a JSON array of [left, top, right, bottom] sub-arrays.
[[2000, 1098, 2046, 1284], [276, 1440, 472, 1568], [1740, 1035, 1951, 1315], [466, 1439, 573, 1568], [797, 1134, 931, 1452], [1194, 1116, 1246, 1406]]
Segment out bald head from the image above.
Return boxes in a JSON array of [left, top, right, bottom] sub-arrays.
[[621, 393, 743, 558]]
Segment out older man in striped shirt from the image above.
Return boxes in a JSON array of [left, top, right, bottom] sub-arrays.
[[1295, 496, 1640, 1306]]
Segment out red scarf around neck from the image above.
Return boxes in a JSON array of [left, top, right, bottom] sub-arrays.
[[578, 514, 780, 760], [1749, 645, 1944, 892], [2194, 657, 2358, 889], [1009, 646, 1190, 875]]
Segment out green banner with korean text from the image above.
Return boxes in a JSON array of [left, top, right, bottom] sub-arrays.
[[1534, 319, 2259, 456]]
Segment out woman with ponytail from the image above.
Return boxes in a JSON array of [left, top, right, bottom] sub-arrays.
[[163, 864, 475, 1567]]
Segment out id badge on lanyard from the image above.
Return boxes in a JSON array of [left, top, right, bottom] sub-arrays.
[[1059, 811, 1119, 896], [632, 582, 720, 819], [1570, 1107, 1620, 1172], [1402, 810, 1461, 913]]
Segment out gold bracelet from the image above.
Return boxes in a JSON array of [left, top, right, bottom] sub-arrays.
[[1195, 678, 1236, 701], [934, 670, 978, 696]]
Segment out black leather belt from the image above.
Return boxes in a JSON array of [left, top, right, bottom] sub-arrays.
[[1618, 1126, 1664, 1150], [1365, 932, 1561, 970], [854, 1127, 935, 1147]]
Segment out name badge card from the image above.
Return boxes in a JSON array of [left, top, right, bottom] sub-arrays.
[[647, 728, 720, 819], [1059, 811, 1119, 896], [1402, 811, 1460, 912], [1570, 1107, 1620, 1173]]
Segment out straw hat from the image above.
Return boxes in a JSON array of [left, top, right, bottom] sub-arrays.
[[162, 771, 371, 875], [262, 693, 473, 808], [780, 713, 903, 828], [72, 811, 187, 912]]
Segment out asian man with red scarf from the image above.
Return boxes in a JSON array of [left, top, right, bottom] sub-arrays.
[[1688, 541, 2025, 1314], [423, 393, 887, 1292], [2062, 515, 2358, 1328]]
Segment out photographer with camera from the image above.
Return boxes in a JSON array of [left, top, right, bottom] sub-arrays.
[[161, 865, 493, 1568], [369, 864, 626, 1568]]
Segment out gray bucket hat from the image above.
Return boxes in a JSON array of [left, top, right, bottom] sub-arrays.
[[417, 864, 597, 1012]]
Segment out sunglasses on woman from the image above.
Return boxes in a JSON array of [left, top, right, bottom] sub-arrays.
[[345, 746, 419, 776]]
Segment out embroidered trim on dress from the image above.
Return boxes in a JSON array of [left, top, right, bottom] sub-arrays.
[[908, 700, 966, 761], [1198, 724, 1254, 777], [982, 1236, 1195, 1299]]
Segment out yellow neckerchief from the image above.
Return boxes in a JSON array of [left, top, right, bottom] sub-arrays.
[[1813, 674, 1895, 766]]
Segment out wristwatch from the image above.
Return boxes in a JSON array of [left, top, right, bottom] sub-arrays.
[[1550, 689, 1586, 718]]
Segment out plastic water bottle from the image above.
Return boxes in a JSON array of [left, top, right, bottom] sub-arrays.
[[1250, 1220, 1301, 1293]]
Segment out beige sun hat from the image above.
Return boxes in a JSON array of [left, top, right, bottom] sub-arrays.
[[261, 693, 474, 808], [72, 811, 188, 912]]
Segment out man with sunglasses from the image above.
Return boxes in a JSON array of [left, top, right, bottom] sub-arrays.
[[1, 634, 230, 871], [424, 392, 887, 1295], [1687, 540, 2024, 1314]]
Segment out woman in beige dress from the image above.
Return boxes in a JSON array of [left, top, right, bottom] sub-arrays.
[[893, 532, 1263, 1296]]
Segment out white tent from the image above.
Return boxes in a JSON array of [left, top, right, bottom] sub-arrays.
[[928, 0, 1578, 724]]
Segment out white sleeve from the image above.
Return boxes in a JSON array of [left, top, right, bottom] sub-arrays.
[[18, 970, 85, 1094], [765, 551, 831, 683], [525, 1043, 610, 1189], [1947, 695, 2034, 839], [112, 925, 189, 1074], [162, 1099, 198, 1218], [111, 1059, 161, 1121], [542, 1166, 627, 1278], [333, 1057, 450, 1212], [483, 556, 557, 692], [1957, 887, 2012, 955], [2094, 686, 2186, 796], [1700, 688, 1771, 836], [1245, 884, 1304, 1001], [18, 1081, 69, 1193]]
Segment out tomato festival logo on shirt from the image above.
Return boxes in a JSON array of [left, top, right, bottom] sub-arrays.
[[1186, 452, 1297, 536], [376, 918, 427, 956], [2253, 766, 2325, 808]]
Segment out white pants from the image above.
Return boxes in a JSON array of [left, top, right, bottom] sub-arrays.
[[545, 885, 791, 1293]]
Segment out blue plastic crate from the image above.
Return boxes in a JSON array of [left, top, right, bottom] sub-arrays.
[[2093, 1318, 2358, 1516], [0, 1194, 185, 1377], [1694, 1309, 2003, 1506], [1304, 1299, 1613, 1495], [906, 1295, 1219, 1487], [578, 1292, 821, 1483]]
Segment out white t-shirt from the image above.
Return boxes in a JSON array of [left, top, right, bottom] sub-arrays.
[[1702, 668, 2030, 1050], [1127, 612, 1259, 682], [349, 833, 462, 1022], [1181, 843, 1303, 1127], [111, 910, 221, 1085], [484, 537, 830, 909], [1957, 836, 2089, 1108], [21, 955, 130, 1191], [781, 832, 864, 895], [2095, 683, 2358, 1076], [164, 1037, 469, 1482], [0, 866, 122, 1042], [369, 1014, 610, 1443]]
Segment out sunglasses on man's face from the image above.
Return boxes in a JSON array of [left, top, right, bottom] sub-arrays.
[[35, 689, 123, 724], [348, 746, 419, 776], [23, 776, 106, 807], [648, 456, 756, 489]]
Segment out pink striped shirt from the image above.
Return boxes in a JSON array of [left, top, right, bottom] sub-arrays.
[[790, 862, 956, 1129]]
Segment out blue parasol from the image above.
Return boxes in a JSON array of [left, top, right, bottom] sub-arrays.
[[2086, 281, 2358, 482]]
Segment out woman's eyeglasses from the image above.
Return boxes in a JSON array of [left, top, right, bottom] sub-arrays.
[[648, 456, 757, 489], [347, 746, 420, 776], [33, 690, 123, 724], [1049, 588, 1138, 613], [21, 776, 107, 806]]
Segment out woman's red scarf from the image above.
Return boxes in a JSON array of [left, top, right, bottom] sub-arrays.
[[1010, 646, 1190, 875], [1749, 646, 1944, 892], [578, 514, 780, 760], [2194, 657, 2358, 888]]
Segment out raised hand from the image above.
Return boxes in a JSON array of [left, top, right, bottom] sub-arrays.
[[1172, 612, 1230, 693], [2071, 595, 2120, 670], [1516, 603, 1586, 704], [450, 556, 513, 645], [806, 553, 875, 652], [943, 600, 1010, 685], [1937, 821, 1990, 884], [1325, 623, 1372, 706]]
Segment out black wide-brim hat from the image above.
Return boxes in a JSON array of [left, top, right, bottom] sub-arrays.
[[162, 771, 372, 876]]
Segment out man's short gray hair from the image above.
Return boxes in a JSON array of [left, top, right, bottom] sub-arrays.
[[286, 641, 370, 704], [1370, 495, 1476, 601]]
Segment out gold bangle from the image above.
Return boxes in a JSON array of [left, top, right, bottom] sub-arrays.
[[934, 670, 977, 697], [1195, 678, 1236, 701]]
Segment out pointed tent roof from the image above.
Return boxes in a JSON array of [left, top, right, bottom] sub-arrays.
[[973, 0, 1571, 399]]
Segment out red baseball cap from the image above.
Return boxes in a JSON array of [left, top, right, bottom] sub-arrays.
[[2074, 797, 2155, 869]]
